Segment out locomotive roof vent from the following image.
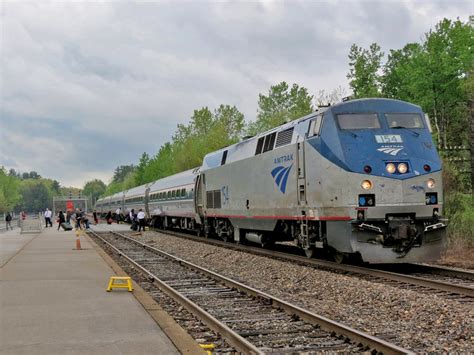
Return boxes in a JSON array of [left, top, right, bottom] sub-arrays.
[[275, 127, 294, 148]]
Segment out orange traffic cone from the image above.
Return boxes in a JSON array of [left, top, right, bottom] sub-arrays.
[[75, 230, 82, 250]]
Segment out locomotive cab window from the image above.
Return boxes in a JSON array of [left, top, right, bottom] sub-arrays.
[[221, 150, 228, 165], [337, 113, 380, 130], [386, 113, 424, 129], [308, 114, 323, 137]]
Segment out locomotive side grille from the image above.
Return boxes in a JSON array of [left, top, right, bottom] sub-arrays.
[[214, 190, 221, 208], [206, 190, 221, 208], [207, 191, 214, 208], [275, 127, 294, 148]]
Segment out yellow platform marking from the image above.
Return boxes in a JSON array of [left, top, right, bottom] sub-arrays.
[[199, 343, 215, 355], [106, 276, 134, 292]]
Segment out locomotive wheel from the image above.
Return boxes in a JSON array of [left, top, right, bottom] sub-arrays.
[[304, 248, 315, 258], [261, 239, 274, 248], [332, 251, 346, 264]]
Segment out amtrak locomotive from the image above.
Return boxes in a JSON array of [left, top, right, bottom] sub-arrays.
[[96, 98, 447, 263]]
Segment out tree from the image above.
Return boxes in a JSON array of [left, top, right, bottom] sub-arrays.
[[315, 86, 348, 107], [83, 179, 107, 202], [18, 180, 51, 212], [112, 165, 135, 184], [142, 143, 175, 183], [173, 105, 245, 172], [134, 153, 151, 186], [380, 19, 473, 149], [248, 82, 313, 135], [8, 168, 19, 178], [0, 168, 21, 213], [214, 104, 245, 141], [347, 43, 384, 98]]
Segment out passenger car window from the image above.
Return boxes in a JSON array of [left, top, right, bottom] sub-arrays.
[[386, 113, 424, 129], [337, 113, 380, 130]]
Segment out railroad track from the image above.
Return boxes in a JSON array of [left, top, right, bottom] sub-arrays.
[[88, 229, 411, 354], [142, 227, 474, 301]]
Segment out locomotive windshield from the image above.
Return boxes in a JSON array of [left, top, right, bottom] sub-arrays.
[[337, 113, 380, 130], [386, 113, 424, 129]]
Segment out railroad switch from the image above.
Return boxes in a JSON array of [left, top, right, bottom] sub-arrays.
[[106, 276, 134, 292]]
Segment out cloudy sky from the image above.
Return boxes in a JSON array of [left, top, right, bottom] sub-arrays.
[[0, 1, 471, 188]]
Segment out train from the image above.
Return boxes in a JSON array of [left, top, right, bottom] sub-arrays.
[[95, 98, 447, 263]]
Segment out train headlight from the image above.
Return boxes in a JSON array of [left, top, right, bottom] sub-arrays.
[[361, 180, 372, 190], [397, 163, 408, 174], [386, 163, 396, 174], [426, 178, 435, 189]]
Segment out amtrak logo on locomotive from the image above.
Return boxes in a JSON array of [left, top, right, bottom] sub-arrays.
[[271, 154, 294, 194], [377, 146, 404, 156]]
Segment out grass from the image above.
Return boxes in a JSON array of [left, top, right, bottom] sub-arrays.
[[439, 193, 474, 268]]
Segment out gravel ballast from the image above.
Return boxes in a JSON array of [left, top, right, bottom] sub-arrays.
[[135, 231, 473, 353]]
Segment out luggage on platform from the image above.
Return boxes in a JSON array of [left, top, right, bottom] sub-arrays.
[[130, 222, 138, 231], [61, 222, 73, 231]]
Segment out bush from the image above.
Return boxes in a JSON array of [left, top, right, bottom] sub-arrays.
[[444, 193, 474, 247]]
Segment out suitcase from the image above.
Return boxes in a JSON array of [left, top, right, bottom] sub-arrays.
[[61, 222, 73, 231]]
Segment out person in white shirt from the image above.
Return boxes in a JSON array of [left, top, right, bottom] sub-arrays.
[[115, 207, 121, 224], [129, 209, 135, 223], [44, 208, 53, 227], [137, 209, 146, 232]]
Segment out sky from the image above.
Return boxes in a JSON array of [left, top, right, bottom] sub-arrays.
[[0, 0, 472, 188]]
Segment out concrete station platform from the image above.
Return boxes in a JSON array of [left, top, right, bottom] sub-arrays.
[[0, 226, 181, 354]]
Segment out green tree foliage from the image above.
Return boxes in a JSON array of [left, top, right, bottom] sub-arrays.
[[112, 165, 136, 184], [18, 179, 51, 212], [247, 82, 313, 135], [134, 153, 151, 186], [142, 143, 175, 183], [0, 168, 21, 213], [82, 179, 106, 202], [382, 19, 473, 149], [347, 43, 384, 98], [173, 105, 245, 172]]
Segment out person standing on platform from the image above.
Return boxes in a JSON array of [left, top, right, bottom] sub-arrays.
[[115, 207, 121, 224], [57, 211, 65, 231], [74, 208, 83, 230], [129, 209, 135, 223], [137, 209, 146, 232], [106, 211, 112, 224], [44, 208, 53, 227], [5, 212, 13, 230], [66, 210, 71, 224], [93, 210, 98, 225]]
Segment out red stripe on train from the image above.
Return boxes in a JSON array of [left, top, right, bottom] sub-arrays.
[[206, 214, 351, 221]]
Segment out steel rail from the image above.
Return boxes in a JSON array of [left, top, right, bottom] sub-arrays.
[[91, 229, 413, 355], [149, 228, 474, 298], [88, 229, 262, 354], [402, 263, 474, 281]]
